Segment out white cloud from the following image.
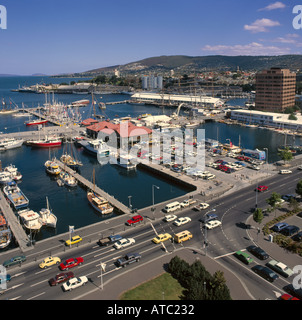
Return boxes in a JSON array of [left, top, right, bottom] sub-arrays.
[[244, 18, 280, 33], [202, 42, 292, 56], [259, 2, 286, 11]]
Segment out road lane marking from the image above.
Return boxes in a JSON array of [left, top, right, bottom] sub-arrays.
[[27, 292, 45, 300]]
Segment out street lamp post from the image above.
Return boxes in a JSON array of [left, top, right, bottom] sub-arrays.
[[152, 185, 160, 211], [128, 195, 132, 212], [202, 208, 216, 256], [263, 148, 268, 174]]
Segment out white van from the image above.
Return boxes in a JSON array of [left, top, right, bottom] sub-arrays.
[[279, 170, 292, 174], [163, 201, 181, 213]]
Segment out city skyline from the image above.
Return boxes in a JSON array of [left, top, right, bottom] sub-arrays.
[[0, 0, 301, 75]]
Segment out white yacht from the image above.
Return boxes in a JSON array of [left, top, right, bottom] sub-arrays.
[[18, 209, 43, 231], [39, 198, 57, 228], [110, 153, 137, 170], [81, 139, 110, 157], [0, 138, 24, 151]]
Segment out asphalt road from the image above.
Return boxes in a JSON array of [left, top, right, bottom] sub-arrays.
[[1, 166, 302, 300]]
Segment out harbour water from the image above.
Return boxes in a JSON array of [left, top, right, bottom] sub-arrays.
[[1, 76, 302, 247]]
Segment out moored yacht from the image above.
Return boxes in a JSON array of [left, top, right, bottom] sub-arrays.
[[3, 181, 29, 210], [18, 209, 43, 231], [81, 139, 110, 157]]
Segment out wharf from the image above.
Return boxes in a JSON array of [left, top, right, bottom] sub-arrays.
[[0, 190, 32, 252], [56, 161, 131, 215]]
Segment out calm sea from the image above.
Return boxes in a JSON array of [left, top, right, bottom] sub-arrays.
[[0, 76, 301, 246]]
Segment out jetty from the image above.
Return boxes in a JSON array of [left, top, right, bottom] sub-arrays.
[[0, 190, 33, 252], [55, 161, 131, 215]]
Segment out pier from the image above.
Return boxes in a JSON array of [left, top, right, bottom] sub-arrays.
[[0, 190, 33, 252], [55, 161, 131, 215]]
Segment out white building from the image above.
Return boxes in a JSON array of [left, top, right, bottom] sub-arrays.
[[131, 92, 224, 108], [230, 109, 302, 131]]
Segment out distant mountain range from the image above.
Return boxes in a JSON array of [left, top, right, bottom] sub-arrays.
[[80, 55, 302, 75]]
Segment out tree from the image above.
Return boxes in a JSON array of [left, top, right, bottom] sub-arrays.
[[253, 208, 263, 224], [289, 197, 300, 213], [278, 147, 293, 164], [296, 180, 302, 198], [266, 192, 281, 216]]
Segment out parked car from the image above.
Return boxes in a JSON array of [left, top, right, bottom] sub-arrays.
[[280, 294, 299, 300], [205, 220, 222, 230], [280, 225, 300, 236], [65, 235, 82, 246], [152, 233, 172, 244], [39, 256, 61, 269], [3, 255, 26, 268], [114, 238, 135, 250], [271, 222, 289, 233], [62, 276, 88, 292], [173, 217, 191, 226], [281, 194, 296, 202], [234, 251, 254, 265], [284, 284, 302, 300], [60, 257, 84, 271], [49, 272, 74, 286], [292, 231, 302, 241], [247, 245, 269, 260], [266, 260, 293, 278], [252, 265, 279, 282]]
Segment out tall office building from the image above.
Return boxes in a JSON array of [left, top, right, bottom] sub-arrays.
[[255, 68, 296, 112]]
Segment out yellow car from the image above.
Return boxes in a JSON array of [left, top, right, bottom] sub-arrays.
[[65, 235, 83, 246], [39, 256, 61, 269], [152, 233, 172, 244]]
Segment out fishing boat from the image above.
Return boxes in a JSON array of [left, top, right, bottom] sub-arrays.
[[25, 118, 48, 126], [39, 197, 57, 228], [18, 209, 43, 231], [59, 171, 77, 188], [0, 138, 24, 150], [0, 98, 18, 114], [29, 135, 62, 148], [0, 171, 12, 184], [3, 181, 29, 210], [60, 142, 83, 170], [3, 164, 22, 181], [44, 160, 61, 175], [0, 213, 12, 249], [87, 169, 114, 215]]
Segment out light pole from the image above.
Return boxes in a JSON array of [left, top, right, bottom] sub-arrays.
[[152, 185, 160, 210], [128, 195, 132, 212], [202, 208, 216, 256], [263, 148, 268, 174]]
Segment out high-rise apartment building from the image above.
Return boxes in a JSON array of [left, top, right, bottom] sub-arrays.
[[255, 68, 296, 112], [141, 75, 163, 90]]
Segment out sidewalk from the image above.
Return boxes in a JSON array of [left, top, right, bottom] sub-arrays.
[[77, 248, 253, 301]]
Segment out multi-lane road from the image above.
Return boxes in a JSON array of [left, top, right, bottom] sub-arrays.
[[1, 167, 302, 300]]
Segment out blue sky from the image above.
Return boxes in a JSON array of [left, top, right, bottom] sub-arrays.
[[0, 0, 301, 75]]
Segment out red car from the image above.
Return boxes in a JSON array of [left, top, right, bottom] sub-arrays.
[[280, 294, 299, 300], [256, 185, 268, 192], [126, 215, 143, 226], [59, 257, 84, 270], [237, 156, 245, 161], [49, 272, 74, 286]]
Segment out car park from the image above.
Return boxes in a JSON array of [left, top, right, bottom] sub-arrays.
[[62, 276, 88, 292], [271, 222, 289, 233], [280, 225, 300, 236], [234, 251, 254, 265], [49, 272, 74, 286], [173, 217, 191, 226], [65, 235, 82, 246], [152, 233, 172, 244], [114, 238, 135, 250], [39, 256, 61, 269], [252, 265, 279, 282], [247, 245, 269, 260], [205, 220, 222, 230], [60, 257, 84, 271], [266, 260, 293, 278]]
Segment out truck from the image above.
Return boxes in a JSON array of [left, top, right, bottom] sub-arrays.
[[116, 253, 141, 267], [98, 234, 123, 246]]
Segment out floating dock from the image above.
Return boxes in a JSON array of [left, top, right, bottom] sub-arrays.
[[0, 190, 33, 252]]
